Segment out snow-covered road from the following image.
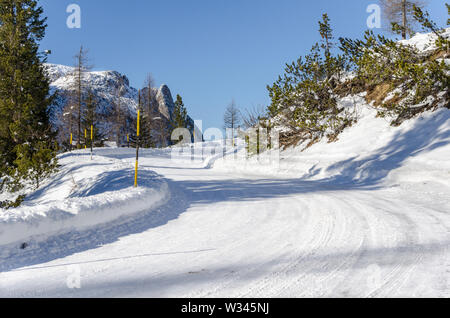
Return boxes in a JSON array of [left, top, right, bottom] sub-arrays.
[[0, 143, 448, 298]]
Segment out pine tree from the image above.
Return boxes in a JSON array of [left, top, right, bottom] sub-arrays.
[[170, 94, 188, 144], [267, 14, 353, 147], [139, 107, 154, 148], [83, 89, 103, 149], [447, 3, 450, 26], [14, 141, 58, 190], [172, 95, 188, 128], [319, 14, 333, 56], [0, 0, 58, 202], [412, 4, 449, 53], [339, 3, 449, 125], [318, 14, 338, 80]]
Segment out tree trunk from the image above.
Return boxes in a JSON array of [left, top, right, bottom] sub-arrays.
[[402, 0, 407, 40], [116, 106, 121, 147], [77, 54, 82, 147]]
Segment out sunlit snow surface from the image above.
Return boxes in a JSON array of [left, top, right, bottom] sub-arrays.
[[0, 105, 449, 298], [0, 30, 449, 298]]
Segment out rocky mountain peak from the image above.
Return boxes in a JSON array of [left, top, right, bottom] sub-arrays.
[[45, 63, 194, 145]]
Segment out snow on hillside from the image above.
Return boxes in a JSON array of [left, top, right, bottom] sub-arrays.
[[45, 63, 197, 145], [46, 63, 139, 117], [45, 63, 183, 120], [399, 27, 450, 52], [215, 98, 450, 190]]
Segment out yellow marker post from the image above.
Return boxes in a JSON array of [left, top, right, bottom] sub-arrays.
[[70, 133, 73, 151], [134, 109, 140, 188], [84, 129, 87, 149], [90, 125, 94, 160], [137, 110, 140, 138], [134, 161, 138, 187]]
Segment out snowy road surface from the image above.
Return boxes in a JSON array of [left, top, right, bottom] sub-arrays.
[[1, 106, 450, 298], [0, 143, 449, 298]]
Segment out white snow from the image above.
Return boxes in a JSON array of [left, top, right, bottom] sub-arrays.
[[0, 152, 169, 247], [216, 106, 450, 188], [0, 104, 449, 297], [398, 27, 450, 52], [45, 63, 139, 116], [1, 28, 449, 296]]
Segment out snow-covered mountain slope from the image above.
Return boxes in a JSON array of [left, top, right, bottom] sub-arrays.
[[0, 104, 449, 297], [46, 64, 193, 143], [46, 63, 139, 118]]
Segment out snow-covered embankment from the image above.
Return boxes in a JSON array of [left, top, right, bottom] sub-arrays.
[[0, 151, 169, 247]]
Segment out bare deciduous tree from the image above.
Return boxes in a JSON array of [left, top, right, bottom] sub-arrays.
[[380, 0, 427, 39], [71, 45, 91, 147], [224, 100, 241, 144], [59, 46, 91, 150], [241, 104, 266, 129]]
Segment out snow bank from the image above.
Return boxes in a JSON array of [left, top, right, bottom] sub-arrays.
[[213, 104, 450, 189], [0, 152, 169, 246]]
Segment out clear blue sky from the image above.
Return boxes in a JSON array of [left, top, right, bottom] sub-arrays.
[[39, 0, 447, 130]]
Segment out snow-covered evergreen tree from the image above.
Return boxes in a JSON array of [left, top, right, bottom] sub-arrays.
[[0, 0, 58, 205]]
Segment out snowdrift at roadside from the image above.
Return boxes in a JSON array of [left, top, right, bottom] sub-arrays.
[[213, 100, 450, 190], [0, 152, 169, 247]]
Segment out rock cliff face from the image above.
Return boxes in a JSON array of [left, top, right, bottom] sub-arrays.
[[156, 84, 175, 120], [46, 64, 193, 145], [46, 64, 138, 119]]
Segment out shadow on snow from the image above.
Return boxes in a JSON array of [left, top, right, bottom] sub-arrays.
[[1, 110, 448, 273]]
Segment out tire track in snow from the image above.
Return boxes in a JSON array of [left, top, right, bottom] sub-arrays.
[[332, 193, 423, 298], [207, 193, 359, 298]]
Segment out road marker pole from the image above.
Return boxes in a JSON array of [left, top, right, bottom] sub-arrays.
[[134, 90, 141, 188], [90, 125, 93, 160]]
